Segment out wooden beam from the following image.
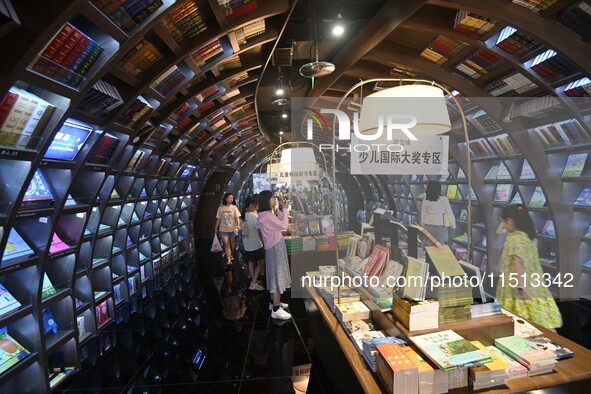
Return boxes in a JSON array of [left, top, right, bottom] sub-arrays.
[[307, 0, 428, 100]]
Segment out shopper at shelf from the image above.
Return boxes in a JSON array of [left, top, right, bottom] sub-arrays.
[[214, 192, 241, 269], [497, 204, 562, 330], [257, 190, 291, 320], [242, 195, 266, 291], [420, 180, 456, 244]]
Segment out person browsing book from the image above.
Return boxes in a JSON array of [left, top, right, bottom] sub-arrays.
[[420, 180, 456, 244], [257, 190, 291, 320], [214, 192, 241, 269], [242, 195, 266, 291], [496, 205, 562, 330]]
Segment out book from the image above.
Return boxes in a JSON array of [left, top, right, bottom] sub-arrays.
[[2, 228, 34, 262], [447, 184, 459, 200], [375, 343, 419, 394], [0, 327, 31, 374], [41, 273, 57, 299], [528, 186, 546, 208], [363, 244, 389, 278], [530, 337, 573, 360], [21, 169, 54, 209], [0, 283, 21, 317], [401, 256, 429, 301], [494, 184, 513, 203], [520, 160, 535, 180], [562, 153, 587, 178], [459, 209, 468, 221], [77, 316, 86, 338], [494, 335, 556, 373], [502, 309, 544, 339], [409, 330, 491, 371], [574, 187, 591, 207], [49, 233, 71, 254], [44, 120, 92, 161], [511, 192, 523, 205], [541, 220, 556, 237], [42, 307, 59, 334]]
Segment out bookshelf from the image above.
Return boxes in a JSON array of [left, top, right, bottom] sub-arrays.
[[0, 0, 288, 391]]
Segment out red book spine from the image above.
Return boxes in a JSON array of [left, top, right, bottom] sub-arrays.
[[41, 23, 75, 60], [0, 91, 19, 129], [52, 28, 83, 65], [61, 35, 91, 69]]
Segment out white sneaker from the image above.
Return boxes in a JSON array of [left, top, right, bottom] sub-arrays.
[[271, 307, 292, 320], [269, 302, 289, 311]]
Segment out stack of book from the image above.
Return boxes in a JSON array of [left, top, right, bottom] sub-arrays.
[[91, 0, 163, 33], [320, 286, 359, 312], [392, 296, 439, 331], [314, 235, 330, 251], [218, 0, 257, 20], [494, 335, 556, 376], [0, 87, 56, 149], [509, 95, 562, 119], [352, 331, 385, 354], [484, 72, 537, 97], [453, 11, 497, 36], [284, 235, 302, 253], [335, 301, 370, 322], [471, 110, 501, 133], [88, 133, 121, 165], [490, 133, 519, 156], [426, 246, 473, 324], [151, 65, 187, 97], [530, 49, 578, 83], [301, 236, 316, 251], [470, 300, 502, 318], [343, 318, 377, 336], [558, 1, 591, 39], [125, 149, 146, 172], [410, 330, 492, 371], [196, 85, 220, 104], [563, 77, 591, 97], [455, 49, 501, 79], [0, 0, 20, 39], [401, 256, 429, 301], [234, 19, 265, 46], [77, 79, 123, 117], [495, 26, 541, 57], [420, 35, 468, 65], [170, 102, 191, 122], [361, 336, 407, 372], [119, 96, 152, 128], [533, 119, 589, 147], [29, 22, 104, 88], [512, 0, 558, 12], [403, 346, 448, 394], [117, 38, 163, 77], [375, 343, 419, 393], [164, 0, 206, 43], [468, 137, 495, 157], [192, 38, 225, 69], [469, 341, 528, 390]]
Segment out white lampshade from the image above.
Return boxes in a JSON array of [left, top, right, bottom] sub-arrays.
[[358, 84, 451, 136], [279, 147, 317, 164]]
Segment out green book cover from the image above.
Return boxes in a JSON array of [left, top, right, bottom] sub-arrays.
[[426, 245, 466, 277]]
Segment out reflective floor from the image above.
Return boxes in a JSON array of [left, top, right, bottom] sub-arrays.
[[175, 245, 313, 394]]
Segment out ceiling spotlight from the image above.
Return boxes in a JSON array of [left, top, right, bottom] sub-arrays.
[[272, 98, 289, 106], [279, 131, 284, 135], [332, 14, 344, 36], [281, 112, 288, 118], [276, 68, 284, 96]]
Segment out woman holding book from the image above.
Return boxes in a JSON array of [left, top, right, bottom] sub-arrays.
[[214, 192, 241, 269], [420, 180, 456, 245], [497, 205, 562, 330], [257, 190, 291, 320], [242, 195, 266, 291]]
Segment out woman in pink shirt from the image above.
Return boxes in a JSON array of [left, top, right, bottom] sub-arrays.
[[257, 190, 291, 320]]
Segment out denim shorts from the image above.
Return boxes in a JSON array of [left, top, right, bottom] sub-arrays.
[[218, 231, 236, 238]]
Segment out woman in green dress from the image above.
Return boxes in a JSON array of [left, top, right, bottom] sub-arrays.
[[496, 205, 562, 330]]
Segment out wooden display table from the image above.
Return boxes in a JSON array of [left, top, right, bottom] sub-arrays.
[[304, 285, 591, 393]]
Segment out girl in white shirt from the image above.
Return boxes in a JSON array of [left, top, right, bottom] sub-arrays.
[[214, 193, 241, 268], [420, 180, 456, 244]]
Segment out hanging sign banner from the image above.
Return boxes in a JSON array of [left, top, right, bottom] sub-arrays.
[[266, 162, 320, 183], [350, 136, 449, 175]]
